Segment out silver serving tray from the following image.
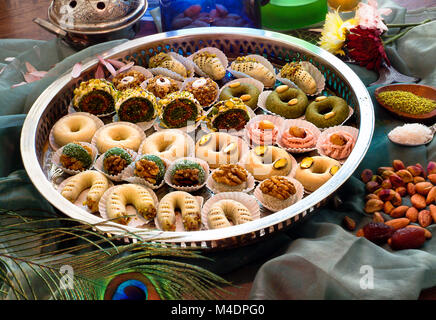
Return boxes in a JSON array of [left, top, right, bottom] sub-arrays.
[[20, 27, 374, 250]]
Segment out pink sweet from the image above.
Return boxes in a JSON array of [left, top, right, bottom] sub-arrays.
[[319, 131, 356, 160], [247, 121, 279, 145], [281, 128, 316, 149]]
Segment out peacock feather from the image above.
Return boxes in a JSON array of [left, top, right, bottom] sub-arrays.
[[0, 208, 231, 300]]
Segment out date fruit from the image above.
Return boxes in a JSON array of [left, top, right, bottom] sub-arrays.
[[362, 222, 394, 244], [389, 228, 426, 250]]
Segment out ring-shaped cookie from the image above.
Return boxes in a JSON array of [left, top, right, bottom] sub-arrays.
[[157, 191, 201, 231], [140, 129, 192, 161], [305, 96, 349, 128], [94, 122, 143, 154], [295, 156, 341, 192], [266, 87, 308, 119], [207, 199, 253, 229], [219, 83, 260, 110], [52, 113, 100, 148], [61, 170, 110, 213], [195, 132, 248, 169]]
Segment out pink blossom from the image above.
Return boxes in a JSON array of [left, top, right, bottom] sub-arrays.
[[355, 0, 392, 32]]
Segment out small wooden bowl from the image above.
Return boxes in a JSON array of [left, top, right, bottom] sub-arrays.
[[375, 84, 436, 122]]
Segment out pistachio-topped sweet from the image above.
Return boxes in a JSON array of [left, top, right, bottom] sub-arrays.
[[206, 98, 251, 132], [134, 154, 166, 185], [115, 88, 157, 123], [102, 147, 133, 176], [73, 79, 117, 116], [157, 91, 202, 129], [60, 142, 93, 171]]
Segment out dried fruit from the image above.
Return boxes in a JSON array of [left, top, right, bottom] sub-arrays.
[[364, 199, 384, 213], [416, 163, 426, 178], [366, 181, 380, 193], [362, 222, 394, 244], [392, 160, 406, 171], [389, 228, 426, 250], [426, 186, 436, 205], [405, 207, 419, 223], [411, 194, 427, 210], [391, 192, 402, 206], [365, 194, 380, 201], [415, 182, 433, 196], [396, 170, 413, 184], [389, 173, 404, 188], [378, 189, 395, 202], [390, 205, 409, 218], [300, 157, 313, 169], [414, 176, 426, 184], [384, 218, 410, 230], [383, 201, 394, 214], [276, 84, 289, 93], [428, 174, 436, 184], [407, 183, 416, 196], [407, 165, 423, 177], [377, 166, 394, 175], [381, 179, 392, 189], [373, 212, 385, 223], [405, 225, 432, 239], [259, 120, 276, 130], [427, 161, 436, 175], [429, 204, 436, 222], [395, 186, 407, 197], [343, 216, 356, 231], [418, 210, 432, 228]]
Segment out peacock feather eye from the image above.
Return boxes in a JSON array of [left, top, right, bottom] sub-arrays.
[[104, 272, 160, 300]]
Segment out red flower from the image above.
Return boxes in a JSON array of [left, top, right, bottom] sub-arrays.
[[346, 26, 390, 71]]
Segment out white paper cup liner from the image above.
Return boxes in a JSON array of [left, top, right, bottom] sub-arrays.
[[93, 149, 138, 182], [243, 114, 284, 147], [112, 113, 157, 132], [181, 77, 220, 108], [228, 55, 276, 87], [277, 119, 321, 153], [187, 47, 229, 80], [277, 61, 325, 96], [91, 121, 146, 154], [239, 148, 298, 182], [316, 125, 359, 163], [257, 90, 305, 120], [52, 142, 98, 175], [148, 52, 195, 81], [254, 177, 304, 212], [140, 77, 182, 101], [49, 112, 104, 151], [201, 192, 260, 230], [164, 157, 209, 192], [154, 195, 205, 232], [201, 106, 256, 137], [98, 184, 159, 227], [138, 129, 195, 161], [58, 172, 113, 214], [121, 156, 171, 190], [206, 167, 255, 194]]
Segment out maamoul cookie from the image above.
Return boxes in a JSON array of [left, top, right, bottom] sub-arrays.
[[207, 199, 253, 229]]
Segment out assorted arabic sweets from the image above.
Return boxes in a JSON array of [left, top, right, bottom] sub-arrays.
[[73, 79, 117, 116], [359, 160, 436, 251], [50, 48, 362, 230], [266, 85, 308, 118], [115, 88, 157, 123], [144, 76, 180, 99], [60, 142, 94, 172], [219, 81, 261, 110], [184, 77, 219, 107], [305, 95, 350, 128], [112, 69, 147, 91], [158, 91, 203, 129], [206, 98, 251, 131]]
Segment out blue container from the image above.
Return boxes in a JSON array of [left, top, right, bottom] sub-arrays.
[[159, 0, 264, 31]]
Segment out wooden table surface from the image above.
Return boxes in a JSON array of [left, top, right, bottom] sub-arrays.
[[0, 0, 435, 300]]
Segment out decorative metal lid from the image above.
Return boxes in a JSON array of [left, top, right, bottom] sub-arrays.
[[48, 0, 147, 34]]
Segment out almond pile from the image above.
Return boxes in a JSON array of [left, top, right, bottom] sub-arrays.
[[356, 160, 436, 250]]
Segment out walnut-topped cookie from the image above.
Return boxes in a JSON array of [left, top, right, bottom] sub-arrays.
[[260, 176, 296, 200], [212, 164, 248, 186]]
